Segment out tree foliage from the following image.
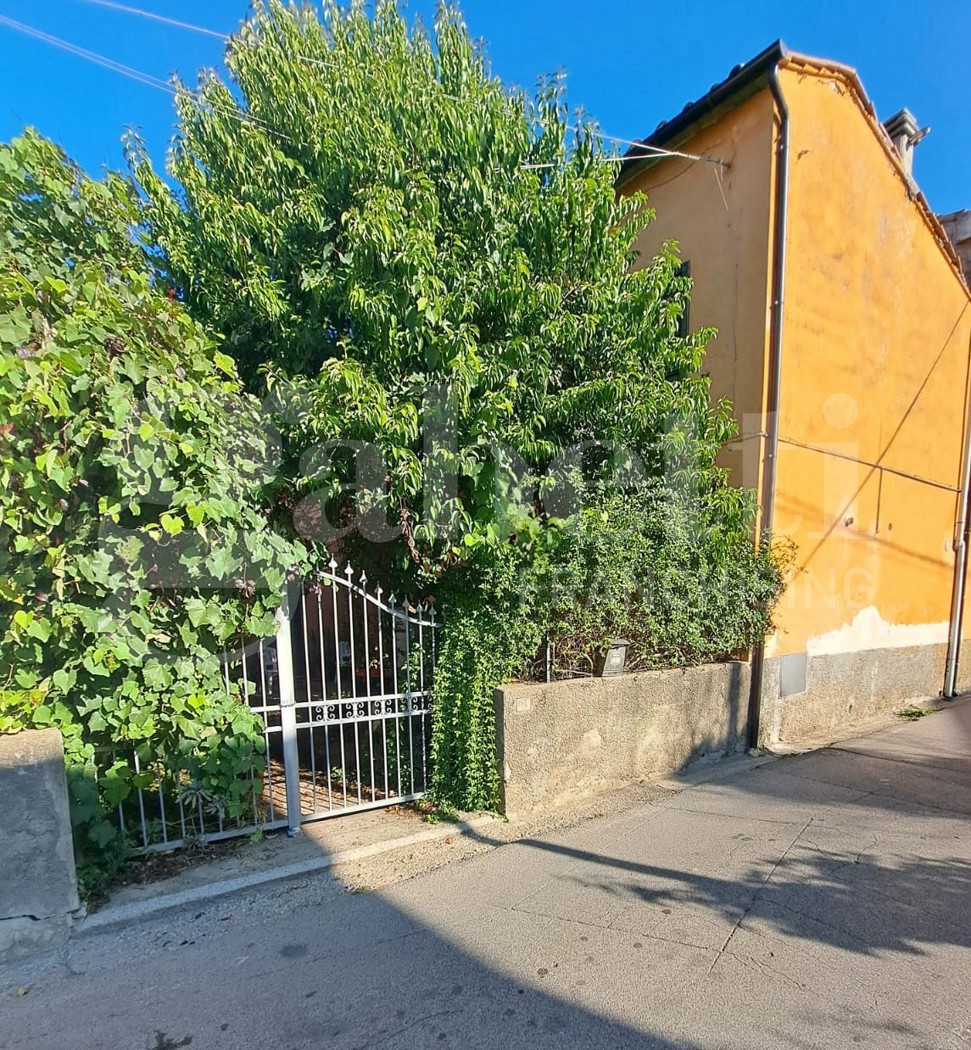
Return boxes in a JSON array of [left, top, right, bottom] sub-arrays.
[[0, 0, 785, 836], [130, 0, 786, 810], [134, 0, 746, 572], [0, 131, 303, 890]]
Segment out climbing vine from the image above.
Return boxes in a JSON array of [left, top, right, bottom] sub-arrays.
[[430, 486, 790, 811], [0, 132, 305, 896]]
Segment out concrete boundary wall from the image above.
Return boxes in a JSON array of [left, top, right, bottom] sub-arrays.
[[760, 641, 971, 745], [496, 661, 750, 819], [0, 729, 81, 962]]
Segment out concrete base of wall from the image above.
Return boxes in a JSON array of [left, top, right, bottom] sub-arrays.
[[496, 661, 750, 819], [759, 641, 971, 746], [0, 729, 81, 963]]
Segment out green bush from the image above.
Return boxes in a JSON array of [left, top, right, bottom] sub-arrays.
[[543, 486, 791, 674], [431, 544, 545, 810], [0, 131, 304, 896], [430, 486, 789, 811]]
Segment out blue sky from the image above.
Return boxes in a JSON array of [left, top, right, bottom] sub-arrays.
[[0, 0, 968, 214]]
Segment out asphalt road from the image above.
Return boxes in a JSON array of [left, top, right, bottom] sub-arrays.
[[3, 699, 971, 1050]]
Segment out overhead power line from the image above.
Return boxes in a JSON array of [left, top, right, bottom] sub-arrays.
[[68, 0, 729, 168], [0, 13, 173, 94], [6, 4, 726, 170], [0, 14, 294, 143], [79, 0, 227, 40]]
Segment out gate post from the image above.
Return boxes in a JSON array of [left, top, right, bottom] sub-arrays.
[[276, 579, 303, 837]]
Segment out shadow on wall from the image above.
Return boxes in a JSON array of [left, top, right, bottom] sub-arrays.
[[678, 658, 745, 768]]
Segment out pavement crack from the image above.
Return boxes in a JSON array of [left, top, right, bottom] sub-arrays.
[[662, 804, 806, 827], [830, 746, 961, 778], [628, 929, 715, 953], [758, 898, 881, 952], [358, 1009, 458, 1049], [514, 906, 719, 954], [705, 816, 814, 977], [798, 834, 879, 876], [776, 765, 971, 819], [723, 948, 811, 995], [512, 907, 612, 934]]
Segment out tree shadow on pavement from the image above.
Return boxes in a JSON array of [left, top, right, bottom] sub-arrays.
[[477, 832, 971, 957], [0, 837, 712, 1050], [6, 705, 971, 1050]]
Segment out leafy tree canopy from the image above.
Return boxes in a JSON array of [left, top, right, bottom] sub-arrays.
[[134, 0, 747, 576]]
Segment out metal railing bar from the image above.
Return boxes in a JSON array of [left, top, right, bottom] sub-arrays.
[[300, 588, 318, 813], [312, 568, 437, 626], [316, 585, 334, 811], [362, 575, 377, 804]]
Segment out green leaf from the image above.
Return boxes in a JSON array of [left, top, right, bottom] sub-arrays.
[[160, 512, 184, 535], [213, 351, 236, 376]]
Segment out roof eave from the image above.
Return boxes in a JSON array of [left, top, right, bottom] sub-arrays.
[[616, 40, 788, 189]]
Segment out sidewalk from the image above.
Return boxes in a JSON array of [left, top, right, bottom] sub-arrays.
[[2, 698, 970, 1049]]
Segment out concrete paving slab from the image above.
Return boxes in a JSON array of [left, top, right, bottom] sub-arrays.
[[780, 747, 971, 816], [664, 761, 873, 823], [3, 699, 971, 1049]]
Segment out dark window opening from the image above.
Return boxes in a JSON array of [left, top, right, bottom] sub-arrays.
[[676, 260, 691, 338]]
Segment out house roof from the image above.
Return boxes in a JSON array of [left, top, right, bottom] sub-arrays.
[[615, 42, 966, 285], [615, 40, 787, 187]]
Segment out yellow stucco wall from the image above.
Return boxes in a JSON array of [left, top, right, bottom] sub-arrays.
[[620, 62, 971, 664], [773, 63, 971, 656], [620, 91, 776, 491]]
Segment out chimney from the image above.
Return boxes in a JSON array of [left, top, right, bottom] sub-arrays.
[[882, 108, 928, 176]]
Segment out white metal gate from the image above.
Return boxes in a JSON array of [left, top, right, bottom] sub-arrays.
[[227, 561, 438, 836], [107, 563, 438, 852]]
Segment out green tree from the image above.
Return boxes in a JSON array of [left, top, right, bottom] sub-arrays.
[[132, 0, 784, 809], [133, 0, 746, 569], [0, 130, 303, 892]]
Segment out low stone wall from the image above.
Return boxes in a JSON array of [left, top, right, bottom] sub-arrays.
[[0, 729, 81, 962], [759, 641, 971, 745], [495, 661, 750, 818]]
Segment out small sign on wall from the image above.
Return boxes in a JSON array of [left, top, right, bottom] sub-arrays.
[[601, 640, 630, 677]]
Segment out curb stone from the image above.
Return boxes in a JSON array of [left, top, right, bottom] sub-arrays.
[[78, 814, 498, 936]]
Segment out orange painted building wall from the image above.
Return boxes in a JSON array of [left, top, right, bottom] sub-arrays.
[[772, 63, 971, 657], [620, 91, 776, 492], [620, 62, 971, 667]]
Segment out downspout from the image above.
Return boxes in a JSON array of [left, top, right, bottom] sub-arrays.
[[943, 331, 971, 697], [747, 62, 790, 749]]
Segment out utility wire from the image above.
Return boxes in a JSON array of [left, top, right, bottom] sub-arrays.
[[79, 0, 227, 40], [11, 2, 725, 170], [0, 14, 173, 94], [67, 0, 729, 168], [0, 14, 294, 144]]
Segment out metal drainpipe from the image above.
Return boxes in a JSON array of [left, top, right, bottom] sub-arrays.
[[943, 331, 971, 697], [747, 62, 790, 749]]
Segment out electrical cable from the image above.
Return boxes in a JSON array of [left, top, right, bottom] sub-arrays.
[[79, 0, 226, 40], [0, 14, 295, 144], [66, 0, 729, 168]]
